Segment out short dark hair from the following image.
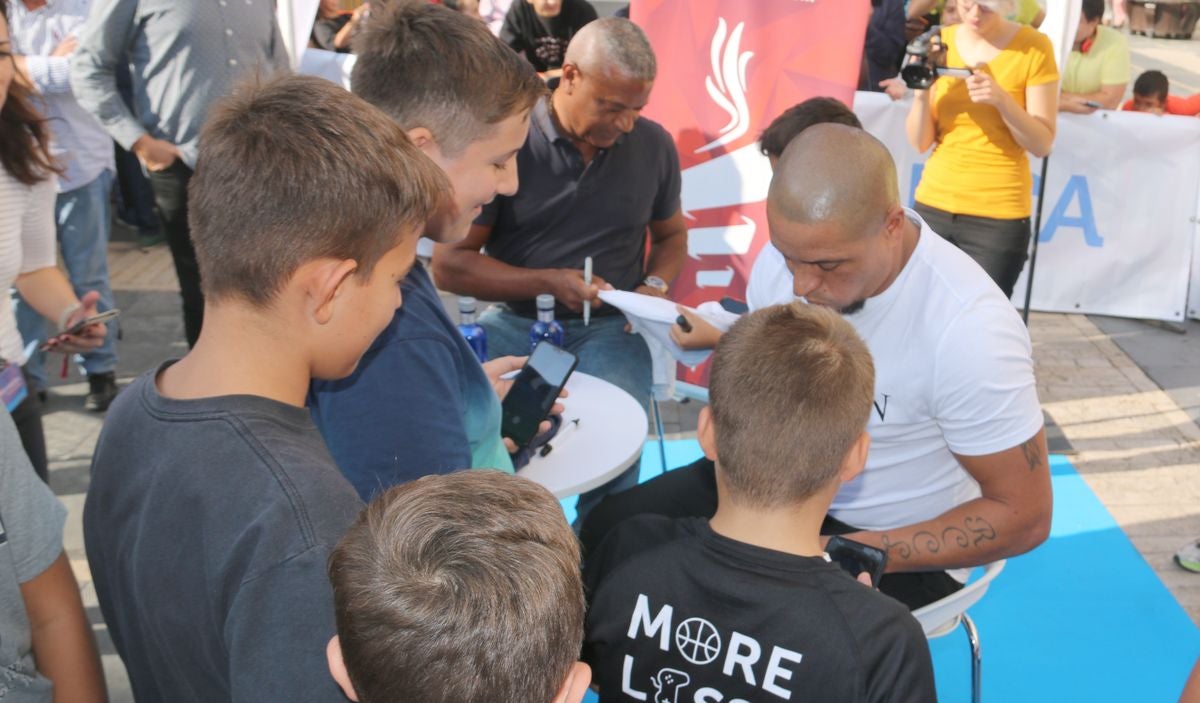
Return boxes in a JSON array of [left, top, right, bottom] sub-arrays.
[[329, 471, 584, 703], [709, 303, 875, 508], [759, 97, 863, 158], [1081, 0, 1104, 22], [188, 74, 449, 307], [1133, 69, 1170, 101], [0, 3, 61, 185], [351, 1, 545, 156]]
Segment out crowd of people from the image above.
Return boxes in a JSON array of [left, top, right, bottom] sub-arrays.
[[0, 0, 1198, 701], [868, 0, 1199, 118]]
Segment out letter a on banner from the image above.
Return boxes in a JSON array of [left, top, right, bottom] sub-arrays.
[[631, 0, 870, 383]]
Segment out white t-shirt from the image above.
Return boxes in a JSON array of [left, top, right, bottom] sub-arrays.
[[746, 241, 794, 311], [747, 209, 1043, 531], [0, 171, 57, 364]]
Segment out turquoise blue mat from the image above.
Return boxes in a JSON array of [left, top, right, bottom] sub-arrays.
[[571, 445, 1200, 702]]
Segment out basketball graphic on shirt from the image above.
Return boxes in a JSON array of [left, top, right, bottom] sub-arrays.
[[674, 617, 722, 665]]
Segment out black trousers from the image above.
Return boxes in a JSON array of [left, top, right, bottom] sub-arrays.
[[11, 367, 48, 483], [579, 457, 964, 611], [114, 143, 161, 234], [147, 161, 203, 347], [914, 201, 1032, 299]]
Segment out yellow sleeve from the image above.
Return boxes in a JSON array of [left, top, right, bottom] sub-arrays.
[[1025, 30, 1060, 86], [1099, 34, 1132, 86]]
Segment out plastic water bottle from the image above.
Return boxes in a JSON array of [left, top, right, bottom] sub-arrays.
[[456, 297, 488, 363], [529, 293, 565, 351]]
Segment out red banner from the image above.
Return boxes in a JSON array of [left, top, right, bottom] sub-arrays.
[[632, 0, 870, 379]]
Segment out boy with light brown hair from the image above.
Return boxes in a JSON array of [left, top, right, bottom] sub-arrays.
[[83, 74, 449, 701], [583, 303, 936, 703], [327, 470, 591, 703]]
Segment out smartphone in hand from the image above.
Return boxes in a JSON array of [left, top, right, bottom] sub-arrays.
[[825, 535, 888, 588], [38, 309, 120, 352], [500, 342, 578, 450]]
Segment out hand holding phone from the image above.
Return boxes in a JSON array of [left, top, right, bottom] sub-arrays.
[[39, 309, 119, 353], [825, 535, 888, 589], [500, 342, 578, 450]]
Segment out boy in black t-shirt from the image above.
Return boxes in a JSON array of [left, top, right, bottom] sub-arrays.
[[583, 303, 937, 703], [501, 0, 598, 75], [83, 75, 449, 701]]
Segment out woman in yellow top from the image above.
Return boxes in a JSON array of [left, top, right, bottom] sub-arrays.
[[906, 0, 1059, 298]]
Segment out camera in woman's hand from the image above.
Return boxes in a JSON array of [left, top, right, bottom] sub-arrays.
[[901, 26, 972, 90]]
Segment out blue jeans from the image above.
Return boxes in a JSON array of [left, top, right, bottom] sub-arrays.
[[17, 170, 118, 388], [480, 307, 652, 521]]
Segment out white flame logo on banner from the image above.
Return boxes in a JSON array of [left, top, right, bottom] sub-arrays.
[[683, 17, 769, 289], [696, 18, 754, 154]]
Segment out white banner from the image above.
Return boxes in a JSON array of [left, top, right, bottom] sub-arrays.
[[1188, 178, 1200, 319], [276, 0, 320, 69], [854, 91, 1200, 322], [1041, 0, 1083, 78], [298, 49, 356, 90], [278, 0, 356, 89]]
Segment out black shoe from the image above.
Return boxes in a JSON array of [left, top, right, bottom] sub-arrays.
[[138, 228, 165, 249], [85, 372, 119, 412]]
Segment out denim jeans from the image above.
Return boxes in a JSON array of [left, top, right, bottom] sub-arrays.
[[16, 170, 118, 389], [480, 306, 652, 521]]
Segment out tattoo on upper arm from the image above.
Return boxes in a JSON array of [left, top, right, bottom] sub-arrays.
[[1020, 436, 1044, 473], [879, 516, 998, 562]]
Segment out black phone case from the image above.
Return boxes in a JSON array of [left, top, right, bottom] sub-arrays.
[[825, 535, 888, 588], [500, 345, 578, 449]]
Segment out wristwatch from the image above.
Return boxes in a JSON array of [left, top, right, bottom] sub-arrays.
[[643, 275, 669, 295]]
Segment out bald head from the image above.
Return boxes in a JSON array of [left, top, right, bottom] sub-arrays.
[[565, 17, 656, 81], [768, 124, 899, 239]]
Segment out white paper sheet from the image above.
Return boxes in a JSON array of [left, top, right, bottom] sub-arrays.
[[597, 291, 716, 368]]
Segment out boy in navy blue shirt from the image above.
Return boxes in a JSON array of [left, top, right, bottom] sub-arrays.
[[309, 1, 548, 500]]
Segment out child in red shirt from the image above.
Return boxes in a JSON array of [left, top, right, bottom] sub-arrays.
[[1122, 70, 1200, 116]]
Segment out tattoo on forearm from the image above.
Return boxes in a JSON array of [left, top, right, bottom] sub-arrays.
[[914, 531, 940, 554], [966, 516, 997, 545], [880, 533, 912, 560], [942, 526, 970, 549], [1020, 436, 1044, 473], [880, 516, 998, 562]]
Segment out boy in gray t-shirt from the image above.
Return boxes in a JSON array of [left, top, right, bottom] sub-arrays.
[[83, 75, 450, 701], [0, 409, 105, 701]]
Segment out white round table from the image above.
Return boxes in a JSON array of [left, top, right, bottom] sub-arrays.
[[517, 372, 648, 499]]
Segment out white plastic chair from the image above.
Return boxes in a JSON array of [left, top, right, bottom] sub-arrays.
[[911, 560, 1006, 703]]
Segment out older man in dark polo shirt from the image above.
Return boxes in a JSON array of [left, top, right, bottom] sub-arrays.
[[433, 16, 687, 516]]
